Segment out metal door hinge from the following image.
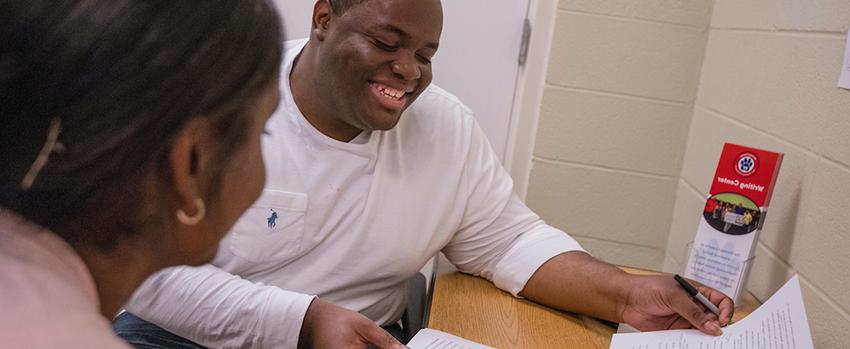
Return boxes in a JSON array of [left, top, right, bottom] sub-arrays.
[[518, 18, 532, 66]]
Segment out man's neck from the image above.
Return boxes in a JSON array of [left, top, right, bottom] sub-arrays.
[[290, 41, 362, 142]]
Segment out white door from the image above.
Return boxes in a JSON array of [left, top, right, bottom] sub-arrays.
[[272, 0, 530, 160]]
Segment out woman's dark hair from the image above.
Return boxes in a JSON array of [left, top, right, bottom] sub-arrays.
[[0, 0, 283, 249]]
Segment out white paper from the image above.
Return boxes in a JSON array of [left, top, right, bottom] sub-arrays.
[[408, 328, 495, 349], [839, 29, 850, 89], [617, 323, 640, 334], [610, 275, 814, 349]]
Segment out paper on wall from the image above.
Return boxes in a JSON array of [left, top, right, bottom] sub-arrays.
[[839, 28, 850, 89]]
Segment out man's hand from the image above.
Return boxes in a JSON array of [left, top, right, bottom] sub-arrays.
[[298, 298, 408, 349], [620, 275, 734, 336]]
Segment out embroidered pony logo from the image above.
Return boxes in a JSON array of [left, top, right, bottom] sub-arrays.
[[267, 209, 278, 229]]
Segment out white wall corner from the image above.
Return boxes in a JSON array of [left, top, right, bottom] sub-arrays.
[[504, 0, 559, 201]]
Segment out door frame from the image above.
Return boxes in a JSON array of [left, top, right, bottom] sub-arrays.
[[504, 0, 559, 200]]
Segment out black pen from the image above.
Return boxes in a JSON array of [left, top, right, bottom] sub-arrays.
[[674, 274, 721, 318]]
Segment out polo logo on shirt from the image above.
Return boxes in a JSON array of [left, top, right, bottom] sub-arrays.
[[267, 209, 278, 229]]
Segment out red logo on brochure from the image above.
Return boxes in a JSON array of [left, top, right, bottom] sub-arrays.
[[734, 152, 758, 177], [710, 143, 783, 208]]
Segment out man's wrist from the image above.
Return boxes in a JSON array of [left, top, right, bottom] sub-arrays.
[[611, 272, 639, 323], [298, 298, 321, 349], [573, 253, 635, 322]]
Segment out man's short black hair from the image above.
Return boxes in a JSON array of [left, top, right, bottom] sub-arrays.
[[328, 0, 368, 14]]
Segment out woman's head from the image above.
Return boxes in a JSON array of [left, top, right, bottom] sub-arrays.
[[0, 0, 283, 264]]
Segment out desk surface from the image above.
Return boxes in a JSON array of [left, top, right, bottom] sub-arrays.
[[427, 268, 760, 349]]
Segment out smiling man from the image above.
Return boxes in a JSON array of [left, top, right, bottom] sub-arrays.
[[289, 0, 439, 140], [115, 0, 734, 348]]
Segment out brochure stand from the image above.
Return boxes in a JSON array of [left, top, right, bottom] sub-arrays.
[[682, 143, 782, 303], [682, 241, 755, 305]]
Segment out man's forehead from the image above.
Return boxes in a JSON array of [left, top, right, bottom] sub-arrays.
[[352, 0, 442, 40], [368, 23, 409, 39], [368, 22, 440, 50], [346, 0, 442, 18], [328, 0, 367, 14]]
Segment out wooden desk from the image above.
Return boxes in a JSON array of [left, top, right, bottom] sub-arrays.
[[427, 268, 760, 349]]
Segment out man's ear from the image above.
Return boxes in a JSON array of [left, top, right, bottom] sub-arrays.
[[311, 0, 333, 41]]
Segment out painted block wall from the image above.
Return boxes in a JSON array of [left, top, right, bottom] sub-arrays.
[[663, 2, 850, 346], [528, 1, 850, 345], [527, 0, 713, 269]]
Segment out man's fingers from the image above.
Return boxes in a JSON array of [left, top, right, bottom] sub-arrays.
[[357, 322, 408, 349], [665, 316, 692, 330], [670, 291, 723, 336], [695, 283, 735, 326]]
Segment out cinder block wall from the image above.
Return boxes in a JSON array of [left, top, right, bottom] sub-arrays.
[[526, 0, 850, 346], [661, 1, 850, 347], [526, 0, 714, 269]]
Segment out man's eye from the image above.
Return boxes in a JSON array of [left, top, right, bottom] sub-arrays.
[[374, 40, 398, 51], [417, 54, 432, 64]]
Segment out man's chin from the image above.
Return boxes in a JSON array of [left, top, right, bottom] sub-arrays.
[[365, 113, 403, 131]]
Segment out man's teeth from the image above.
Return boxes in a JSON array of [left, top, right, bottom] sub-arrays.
[[375, 84, 405, 100]]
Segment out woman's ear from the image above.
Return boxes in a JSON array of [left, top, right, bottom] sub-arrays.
[[163, 118, 226, 265], [168, 118, 216, 224], [311, 0, 333, 41]]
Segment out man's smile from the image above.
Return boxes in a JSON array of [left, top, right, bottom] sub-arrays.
[[369, 81, 409, 110]]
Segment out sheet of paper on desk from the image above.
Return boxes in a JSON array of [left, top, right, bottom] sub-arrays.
[[839, 25, 850, 89], [609, 275, 813, 349], [407, 328, 495, 349]]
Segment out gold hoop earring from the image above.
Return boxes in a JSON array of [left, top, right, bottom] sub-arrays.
[[176, 198, 206, 226]]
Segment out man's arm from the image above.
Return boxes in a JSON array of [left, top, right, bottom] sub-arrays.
[[441, 113, 587, 294], [126, 265, 406, 349], [444, 113, 732, 336], [519, 251, 733, 336], [126, 264, 314, 348]]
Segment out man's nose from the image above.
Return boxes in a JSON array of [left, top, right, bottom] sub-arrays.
[[391, 60, 421, 81]]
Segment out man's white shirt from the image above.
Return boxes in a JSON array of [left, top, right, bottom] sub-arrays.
[[125, 39, 585, 349]]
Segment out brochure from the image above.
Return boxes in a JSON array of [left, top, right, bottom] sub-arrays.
[[684, 143, 783, 301]]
